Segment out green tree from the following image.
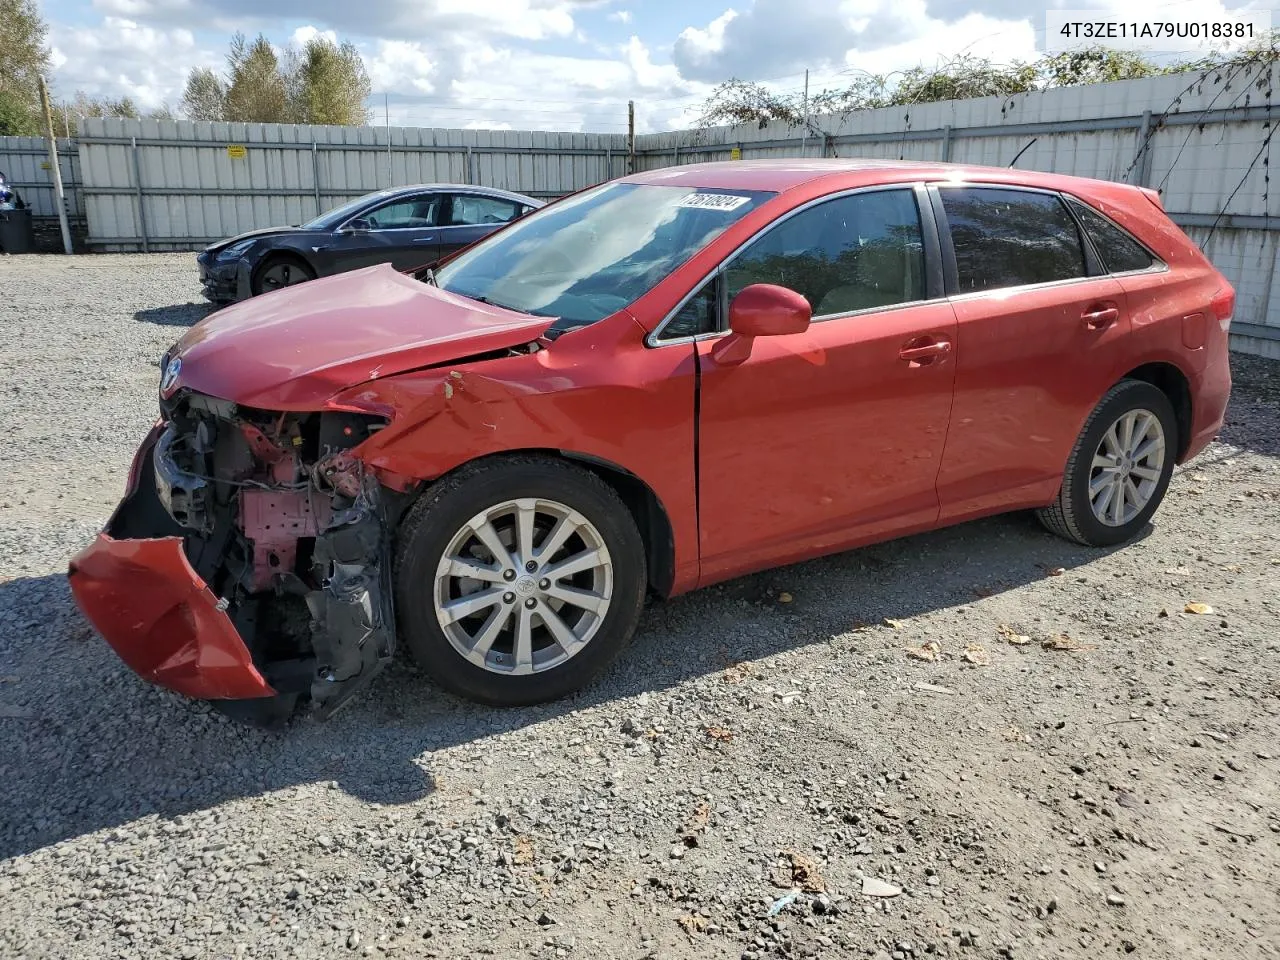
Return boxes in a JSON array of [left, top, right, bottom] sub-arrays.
[[223, 33, 288, 123], [1039, 47, 1163, 87], [0, 0, 49, 135], [285, 36, 370, 125], [181, 67, 227, 121]]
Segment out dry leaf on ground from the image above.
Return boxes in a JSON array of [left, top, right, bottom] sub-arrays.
[[704, 725, 734, 743], [883, 617, 904, 629], [774, 850, 826, 893], [1042, 634, 1096, 652], [722, 662, 754, 685], [962, 644, 991, 666], [512, 836, 534, 866], [1184, 601, 1214, 615], [997, 624, 1032, 646], [677, 913, 708, 935], [685, 801, 711, 833], [906, 640, 942, 661], [777, 591, 794, 603]]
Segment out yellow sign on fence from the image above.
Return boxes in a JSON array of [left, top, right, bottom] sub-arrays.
[[730, 147, 742, 160], [226, 144, 247, 160]]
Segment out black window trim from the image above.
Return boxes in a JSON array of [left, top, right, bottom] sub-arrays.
[[647, 182, 946, 347], [930, 182, 1108, 298], [336, 190, 443, 234], [1060, 193, 1168, 279]]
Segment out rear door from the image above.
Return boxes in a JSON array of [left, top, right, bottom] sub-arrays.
[[930, 184, 1130, 522], [436, 193, 525, 258]]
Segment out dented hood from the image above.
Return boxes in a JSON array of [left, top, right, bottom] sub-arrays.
[[166, 264, 554, 409]]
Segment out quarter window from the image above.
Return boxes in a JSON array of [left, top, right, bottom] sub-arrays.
[[1065, 197, 1157, 274], [661, 280, 719, 340], [450, 194, 522, 226], [940, 187, 1086, 292], [725, 189, 926, 317]]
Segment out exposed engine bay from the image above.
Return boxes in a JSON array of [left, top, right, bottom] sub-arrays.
[[109, 389, 410, 719]]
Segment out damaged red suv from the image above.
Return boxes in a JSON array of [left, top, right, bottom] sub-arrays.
[[69, 159, 1233, 722]]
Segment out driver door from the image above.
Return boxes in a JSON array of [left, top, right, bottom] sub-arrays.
[[323, 193, 444, 273], [694, 187, 958, 582]]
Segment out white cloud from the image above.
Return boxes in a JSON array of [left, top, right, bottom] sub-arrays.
[[290, 25, 340, 48], [609, 9, 633, 23], [49, 15, 213, 109]]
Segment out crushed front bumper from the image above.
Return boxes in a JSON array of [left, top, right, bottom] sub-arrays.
[[68, 534, 275, 700], [197, 254, 252, 303]]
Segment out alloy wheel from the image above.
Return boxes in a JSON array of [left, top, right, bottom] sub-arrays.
[[433, 498, 614, 675], [1088, 408, 1166, 527]]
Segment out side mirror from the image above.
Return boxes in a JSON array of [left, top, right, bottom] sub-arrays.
[[728, 283, 811, 337], [343, 218, 372, 235]]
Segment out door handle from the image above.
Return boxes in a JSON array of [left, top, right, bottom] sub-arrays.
[[898, 339, 952, 364], [413, 236, 436, 243], [1082, 304, 1120, 330]]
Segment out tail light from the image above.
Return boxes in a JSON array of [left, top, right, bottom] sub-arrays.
[[1210, 287, 1235, 332]]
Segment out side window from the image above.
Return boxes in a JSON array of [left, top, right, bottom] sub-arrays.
[[364, 196, 440, 229], [450, 194, 521, 226], [940, 187, 1086, 292], [660, 279, 719, 340], [1065, 197, 1157, 274], [725, 189, 925, 317]]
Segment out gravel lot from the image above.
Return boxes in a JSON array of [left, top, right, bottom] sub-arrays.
[[1, 253, 1278, 960]]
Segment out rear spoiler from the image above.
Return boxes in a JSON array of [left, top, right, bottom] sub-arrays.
[[1138, 186, 1164, 211]]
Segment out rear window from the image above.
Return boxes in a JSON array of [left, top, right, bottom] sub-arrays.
[[1065, 197, 1157, 274], [940, 187, 1087, 292]]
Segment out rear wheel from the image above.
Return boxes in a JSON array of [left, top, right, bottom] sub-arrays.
[[395, 456, 647, 706], [252, 256, 315, 296], [1037, 379, 1178, 546]]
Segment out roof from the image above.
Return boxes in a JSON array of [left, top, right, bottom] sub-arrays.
[[621, 158, 1134, 197], [371, 183, 544, 205]]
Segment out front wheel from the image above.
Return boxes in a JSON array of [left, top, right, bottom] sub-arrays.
[[252, 256, 315, 296], [1037, 379, 1178, 546], [395, 456, 647, 706]]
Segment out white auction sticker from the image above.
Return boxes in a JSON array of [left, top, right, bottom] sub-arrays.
[[678, 193, 751, 211], [1046, 9, 1271, 53]]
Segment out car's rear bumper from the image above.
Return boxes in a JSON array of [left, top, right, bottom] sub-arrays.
[[1184, 341, 1233, 462], [68, 533, 276, 700]]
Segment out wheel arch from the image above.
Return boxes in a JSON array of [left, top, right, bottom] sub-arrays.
[[404, 447, 677, 599], [1118, 361, 1193, 462], [251, 249, 318, 294]]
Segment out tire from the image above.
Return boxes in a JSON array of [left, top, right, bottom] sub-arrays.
[[251, 255, 315, 296], [1037, 379, 1178, 546], [394, 455, 647, 706]]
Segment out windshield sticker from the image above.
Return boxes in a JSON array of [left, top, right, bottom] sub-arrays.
[[677, 193, 752, 211]]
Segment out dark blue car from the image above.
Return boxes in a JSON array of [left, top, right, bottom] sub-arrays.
[[197, 183, 543, 302]]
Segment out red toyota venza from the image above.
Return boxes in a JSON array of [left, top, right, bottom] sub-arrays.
[[68, 159, 1233, 723]]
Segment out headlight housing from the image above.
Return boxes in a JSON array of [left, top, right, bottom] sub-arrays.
[[217, 238, 255, 261]]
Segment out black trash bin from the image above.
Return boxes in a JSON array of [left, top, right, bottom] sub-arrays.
[[0, 207, 35, 254]]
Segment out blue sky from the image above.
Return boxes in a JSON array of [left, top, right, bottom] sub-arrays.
[[38, 0, 1267, 132]]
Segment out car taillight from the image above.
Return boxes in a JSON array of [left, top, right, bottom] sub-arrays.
[[1210, 287, 1235, 332]]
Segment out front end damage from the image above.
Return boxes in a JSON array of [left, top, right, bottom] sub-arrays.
[[69, 391, 408, 720]]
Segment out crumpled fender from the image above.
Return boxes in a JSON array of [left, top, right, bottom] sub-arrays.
[[68, 534, 275, 701]]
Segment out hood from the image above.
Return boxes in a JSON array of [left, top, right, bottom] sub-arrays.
[[203, 226, 318, 253], [165, 264, 555, 409]]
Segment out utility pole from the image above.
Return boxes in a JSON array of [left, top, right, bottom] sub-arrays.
[[385, 93, 392, 188], [38, 76, 73, 255], [800, 69, 810, 157], [627, 100, 635, 174]]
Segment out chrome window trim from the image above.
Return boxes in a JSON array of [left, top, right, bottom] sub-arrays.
[[646, 183, 934, 347]]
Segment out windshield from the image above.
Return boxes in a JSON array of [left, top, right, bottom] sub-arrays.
[[434, 182, 775, 329], [303, 190, 398, 230]]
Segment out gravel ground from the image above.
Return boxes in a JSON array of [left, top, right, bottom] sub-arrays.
[[1, 253, 1278, 960]]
